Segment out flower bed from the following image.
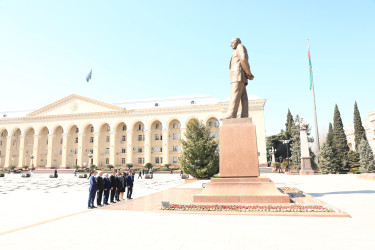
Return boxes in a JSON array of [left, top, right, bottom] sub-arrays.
[[163, 204, 333, 213]]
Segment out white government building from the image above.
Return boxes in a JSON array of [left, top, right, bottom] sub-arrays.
[[345, 109, 375, 153], [0, 94, 267, 169]]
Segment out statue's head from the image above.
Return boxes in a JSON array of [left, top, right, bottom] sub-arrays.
[[231, 38, 241, 49]]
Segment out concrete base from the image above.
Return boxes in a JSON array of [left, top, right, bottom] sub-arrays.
[[300, 157, 314, 175], [193, 177, 290, 203]]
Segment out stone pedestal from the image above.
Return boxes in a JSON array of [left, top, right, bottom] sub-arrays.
[[219, 118, 259, 177], [299, 156, 314, 175], [193, 118, 289, 204], [193, 177, 290, 203]]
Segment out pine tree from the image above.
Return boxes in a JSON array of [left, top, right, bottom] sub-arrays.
[[358, 139, 375, 173], [333, 105, 349, 170], [319, 142, 336, 174], [285, 109, 294, 140], [290, 115, 301, 170], [354, 101, 367, 152], [347, 150, 360, 169], [180, 119, 219, 178]]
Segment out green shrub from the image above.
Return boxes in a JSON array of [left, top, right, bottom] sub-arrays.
[[350, 167, 358, 173], [144, 162, 153, 170]]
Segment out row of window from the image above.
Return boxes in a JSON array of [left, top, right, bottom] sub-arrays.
[[2, 131, 185, 147]]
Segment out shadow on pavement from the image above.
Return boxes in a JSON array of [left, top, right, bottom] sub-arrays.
[[309, 190, 375, 197]]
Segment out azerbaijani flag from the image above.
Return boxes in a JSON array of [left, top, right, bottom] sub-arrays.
[[86, 69, 92, 82], [308, 46, 312, 90]]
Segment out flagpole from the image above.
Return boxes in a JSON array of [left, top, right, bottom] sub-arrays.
[[308, 39, 320, 162]]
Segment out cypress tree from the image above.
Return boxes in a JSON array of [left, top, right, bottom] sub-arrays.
[[354, 101, 367, 152], [358, 139, 375, 173], [326, 123, 334, 147], [319, 142, 336, 174], [290, 115, 301, 170], [285, 109, 294, 140], [333, 105, 349, 170]]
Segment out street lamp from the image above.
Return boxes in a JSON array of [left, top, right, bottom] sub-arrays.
[[283, 140, 290, 172], [30, 154, 34, 170], [268, 147, 276, 166], [88, 153, 93, 167]]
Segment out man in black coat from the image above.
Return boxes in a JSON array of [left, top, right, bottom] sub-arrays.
[[103, 173, 111, 205], [126, 172, 134, 199], [96, 171, 104, 206], [115, 172, 122, 201], [109, 170, 117, 203]]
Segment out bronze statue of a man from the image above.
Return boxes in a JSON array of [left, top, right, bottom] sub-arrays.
[[224, 38, 254, 119]]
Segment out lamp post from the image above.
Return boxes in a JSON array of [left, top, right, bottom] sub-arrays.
[[88, 153, 93, 167], [30, 154, 34, 170], [283, 140, 290, 172], [268, 147, 276, 164]]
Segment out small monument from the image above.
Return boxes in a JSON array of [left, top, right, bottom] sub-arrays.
[[297, 117, 315, 175], [193, 38, 289, 203]]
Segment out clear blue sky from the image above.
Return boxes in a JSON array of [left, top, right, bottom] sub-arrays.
[[0, 0, 374, 137]]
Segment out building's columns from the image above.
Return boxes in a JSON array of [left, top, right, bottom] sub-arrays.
[[76, 133, 84, 167], [181, 126, 187, 141], [93, 132, 99, 166], [162, 128, 169, 165], [109, 131, 116, 166], [46, 134, 54, 168], [17, 135, 25, 168], [144, 129, 151, 164], [60, 133, 68, 168], [127, 130, 133, 164], [32, 134, 39, 168], [4, 136, 12, 168]]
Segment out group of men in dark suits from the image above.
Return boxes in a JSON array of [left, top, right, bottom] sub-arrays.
[[88, 170, 134, 209]]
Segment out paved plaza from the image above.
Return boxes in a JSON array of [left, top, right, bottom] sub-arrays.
[[1, 171, 375, 249]]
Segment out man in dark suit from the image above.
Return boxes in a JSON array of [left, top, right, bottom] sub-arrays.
[[109, 170, 117, 203], [88, 170, 98, 209], [115, 172, 122, 201], [126, 172, 134, 199], [96, 171, 104, 206], [103, 173, 111, 205]]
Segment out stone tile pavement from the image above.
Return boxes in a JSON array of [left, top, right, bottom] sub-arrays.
[[0, 173, 375, 249]]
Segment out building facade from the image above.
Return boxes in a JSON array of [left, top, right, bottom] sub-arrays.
[[0, 94, 267, 169], [345, 110, 375, 153]]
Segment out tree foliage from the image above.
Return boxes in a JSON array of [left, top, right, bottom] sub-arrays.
[[285, 109, 294, 140], [319, 142, 336, 174], [266, 132, 287, 160], [354, 101, 367, 152], [144, 163, 152, 170], [333, 105, 349, 170], [290, 115, 301, 170], [326, 123, 334, 147], [180, 119, 219, 179], [347, 150, 360, 169], [358, 139, 375, 173]]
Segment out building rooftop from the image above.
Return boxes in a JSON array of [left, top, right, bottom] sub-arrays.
[[0, 94, 264, 118]]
